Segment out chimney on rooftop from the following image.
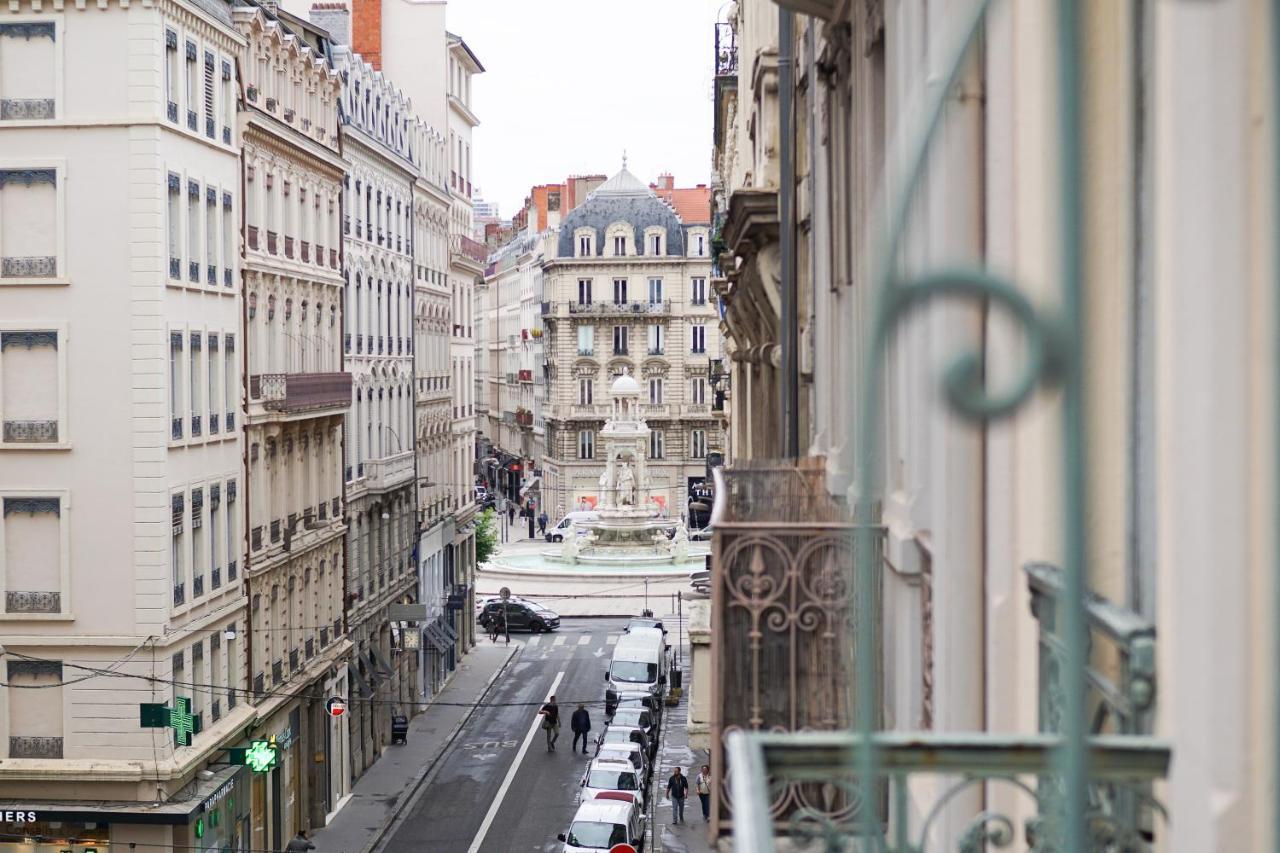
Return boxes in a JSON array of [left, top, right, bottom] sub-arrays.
[[310, 2, 351, 45], [655, 173, 675, 191], [351, 0, 382, 68]]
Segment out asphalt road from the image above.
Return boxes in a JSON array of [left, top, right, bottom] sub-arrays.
[[381, 617, 636, 853]]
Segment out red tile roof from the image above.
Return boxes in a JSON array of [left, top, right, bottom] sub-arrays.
[[651, 185, 711, 224]]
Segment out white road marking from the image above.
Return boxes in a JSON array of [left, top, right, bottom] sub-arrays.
[[593, 647, 606, 658], [527, 636, 541, 647], [577, 635, 591, 645], [606, 635, 619, 646], [553, 635, 567, 647], [465, 670, 566, 853]]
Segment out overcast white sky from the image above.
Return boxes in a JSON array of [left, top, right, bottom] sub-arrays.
[[445, 0, 725, 218]]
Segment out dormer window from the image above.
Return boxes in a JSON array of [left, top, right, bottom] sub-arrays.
[[651, 235, 661, 254], [613, 235, 626, 256], [575, 229, 595, 257]]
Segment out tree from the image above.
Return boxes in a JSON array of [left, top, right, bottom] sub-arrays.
[[475, 508, 499, 566]]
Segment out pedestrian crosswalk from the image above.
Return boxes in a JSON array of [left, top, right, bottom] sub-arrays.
[[515, 630, 623, 658]]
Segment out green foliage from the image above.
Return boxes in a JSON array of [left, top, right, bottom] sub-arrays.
[[475, 509, 499, 566]]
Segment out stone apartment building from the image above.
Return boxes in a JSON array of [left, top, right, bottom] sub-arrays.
[[0, 1, 251, 848], [539, 168, 724, 521], [236, 8, 351, 843]]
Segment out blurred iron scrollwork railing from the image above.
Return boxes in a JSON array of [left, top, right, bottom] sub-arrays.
[[720, 0, 1174, 847]]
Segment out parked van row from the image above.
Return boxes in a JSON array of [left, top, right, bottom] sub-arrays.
[[557, 618, 673, 852]]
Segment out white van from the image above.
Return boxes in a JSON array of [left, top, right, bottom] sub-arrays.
[[606, 626, 668, 699], [547, 510, 600, 543]]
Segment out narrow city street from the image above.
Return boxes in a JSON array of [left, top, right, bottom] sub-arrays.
[[381, 618, 627, 853]]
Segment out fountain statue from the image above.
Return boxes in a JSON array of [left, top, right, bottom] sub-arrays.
[[616, 462, 637, 506], [511, 369, 711, 570]]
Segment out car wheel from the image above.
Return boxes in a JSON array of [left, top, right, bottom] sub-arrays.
[[531, 621, 544, 633], [551, 534, 562, 543]]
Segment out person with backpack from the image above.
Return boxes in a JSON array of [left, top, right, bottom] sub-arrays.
[[539, 695, 560, 752]]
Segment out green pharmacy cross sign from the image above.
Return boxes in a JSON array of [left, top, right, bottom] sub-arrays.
[[139, 697, 203, 747], [242, 738, 278, 773], [226, 737, 279, 773]]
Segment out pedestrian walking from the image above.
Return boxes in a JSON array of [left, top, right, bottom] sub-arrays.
[[666, 766, 689, 825], [570, 703, 592, 754], [507, 502, 516, 526], [695, 764, 712, 822], [285, 830, 316, 851], [539, 695, 561, 752], [538, 511, 549, 536]]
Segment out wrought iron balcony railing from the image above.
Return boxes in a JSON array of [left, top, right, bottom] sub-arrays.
[[249, 372, 352, 414]]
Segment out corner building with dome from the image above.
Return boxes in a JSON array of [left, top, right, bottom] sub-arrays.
[[539, 167, 727, 521]]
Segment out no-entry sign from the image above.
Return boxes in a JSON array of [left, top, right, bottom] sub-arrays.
[[325, 696, 347, 718], [608, 844, 637, 853]]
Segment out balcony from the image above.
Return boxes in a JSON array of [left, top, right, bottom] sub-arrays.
[[715, 463, 1171, 848], [569, 403, 610, 418], [568, 300, 672, 316], [249, 372, 352, 415], [685, 403, 712, 416], [639, 404, 669, 418], [364, 449, 414, 492], [457, 235, 487, 264]]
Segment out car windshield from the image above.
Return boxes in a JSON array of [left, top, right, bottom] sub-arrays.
[[566, 821, 627, 849], [610, 661, 657, 683], [587, 768, 638, 791]]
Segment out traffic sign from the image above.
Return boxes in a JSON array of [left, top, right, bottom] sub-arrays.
[[499, 586, 510, 602], [325, 696, 347, 718], [609, 844, 637, 853]]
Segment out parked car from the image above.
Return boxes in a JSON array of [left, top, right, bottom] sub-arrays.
[[558, 797, 646, 852], [578, 757, 645, 809], [595, 741, 649, 783], [607, 707, 658, 757], [477, 599, 560, 632], [624, 616, 665, 634], [596, 723, 649, 760]]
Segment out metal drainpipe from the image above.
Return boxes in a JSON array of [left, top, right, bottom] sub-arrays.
[[236, 55, 254, 690], [778, 7, 800, 459]]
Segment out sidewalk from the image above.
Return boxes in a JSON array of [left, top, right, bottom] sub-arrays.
[[310, 643, 518, 853], [652, 652, 716, 852]]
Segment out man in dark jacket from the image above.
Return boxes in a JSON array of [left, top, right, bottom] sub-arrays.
[[666, 767, 689, 825], [285, 830, 315, 851], [570, 703, 592, 754], [538, 511, 549, 536]]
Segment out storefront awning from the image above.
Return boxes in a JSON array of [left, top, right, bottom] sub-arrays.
[[368, 644, 394, 677], [0, 764, 245, 826], [348, 662, 374, 698], [422, 624, 449, 652], [439, 621, 458, 643], [519, 475, 541, 497]]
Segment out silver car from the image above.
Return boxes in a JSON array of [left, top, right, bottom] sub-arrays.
[[579, 757, 645, 810]]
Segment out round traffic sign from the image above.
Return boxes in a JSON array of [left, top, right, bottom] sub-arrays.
[[609, 844, 637, 853], [499, 586, 511, 602], [325, 696, 347, 718]]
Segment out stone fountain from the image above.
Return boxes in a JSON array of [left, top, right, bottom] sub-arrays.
[[553, 372, 697, 566]]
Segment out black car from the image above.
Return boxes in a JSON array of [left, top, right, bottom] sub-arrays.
[[477, 600, 560, 632]]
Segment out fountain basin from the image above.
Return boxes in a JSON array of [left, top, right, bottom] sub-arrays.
[[483, 548, 708, 577]]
